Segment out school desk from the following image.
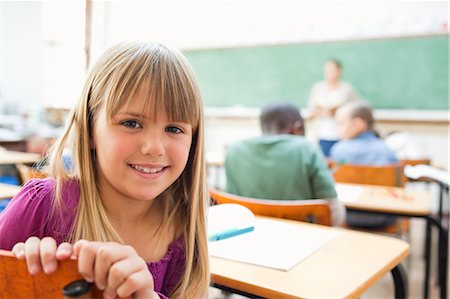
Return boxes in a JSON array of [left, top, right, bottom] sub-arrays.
[[0, 183, 21, 200], [336, 183, 447, 299], [210, 216, 409, 299], [0, 150, 41, 165]]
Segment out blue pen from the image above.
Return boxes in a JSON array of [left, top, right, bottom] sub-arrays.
[[208, 226, 255, 241]]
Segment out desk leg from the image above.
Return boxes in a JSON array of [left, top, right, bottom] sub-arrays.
[[391, 264, 408, 299], [423, 220, 432, 299], [437, 223, 448, 299], [425, 215, 448, 299]]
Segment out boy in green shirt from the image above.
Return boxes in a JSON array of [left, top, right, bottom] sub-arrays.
[[225, 103, 344, 225]]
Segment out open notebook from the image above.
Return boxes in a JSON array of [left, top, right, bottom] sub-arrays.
[[208, 204, 337, 271]]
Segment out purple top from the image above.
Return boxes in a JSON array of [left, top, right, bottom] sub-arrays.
[[0, 178, 185, 299]]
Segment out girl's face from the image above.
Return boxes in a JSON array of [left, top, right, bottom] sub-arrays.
[[92, 92, 193, 203]]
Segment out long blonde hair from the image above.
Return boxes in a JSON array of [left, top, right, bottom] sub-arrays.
[[47, 42, 209, 298]]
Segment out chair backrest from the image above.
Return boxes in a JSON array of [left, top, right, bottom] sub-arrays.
[[15, 163, 48, 185], [400, 159, 432, 182], [209, 188, 332, 226], [333, 163, 405, 187], [0, 249, 129, 299]]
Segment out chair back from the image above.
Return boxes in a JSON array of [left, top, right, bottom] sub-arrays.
[[333, 163, 405, 187], [15, 163, 48, 185], [0, 249, 129, 299], [400, 159, 432, 182], [209, 189, 332, 226]]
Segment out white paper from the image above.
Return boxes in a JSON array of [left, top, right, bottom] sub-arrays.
[[208, 218, 337, 271], [404, 165, 449, 186], [335, 184, 364, 203]]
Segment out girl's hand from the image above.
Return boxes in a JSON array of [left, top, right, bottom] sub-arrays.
[[11, 236, 73, 275], [73, 240, 158, 299]]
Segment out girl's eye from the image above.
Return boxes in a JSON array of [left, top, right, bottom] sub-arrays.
[[121, 120, 142, 129], [166, 126, 183, 134]]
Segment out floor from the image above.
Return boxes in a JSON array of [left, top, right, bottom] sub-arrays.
[[207, 183, 448, 299]]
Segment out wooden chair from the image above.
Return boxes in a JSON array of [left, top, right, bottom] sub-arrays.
[[333, 163, 405, 187], [209, 188, 332, 226], [400, 158, 432, 182], [0, 249, 129, 298], [332, 163, 408, 235], [15, 163, 48, 185]]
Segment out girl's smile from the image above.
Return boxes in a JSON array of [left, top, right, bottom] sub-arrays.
[[129, 163, 167, 177]]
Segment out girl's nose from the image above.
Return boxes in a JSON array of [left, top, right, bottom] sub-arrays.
[[141, 132, 164, 156]]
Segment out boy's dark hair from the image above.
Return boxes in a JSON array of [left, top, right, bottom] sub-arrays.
[[260, 102, 303, 135], [345, 100, 375, 130]]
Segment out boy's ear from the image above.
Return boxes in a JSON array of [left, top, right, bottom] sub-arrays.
[[290, 121, 305, 136], [353, 117, 367, 132]]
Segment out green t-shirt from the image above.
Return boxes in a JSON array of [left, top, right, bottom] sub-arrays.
[[225, 134, 337, 200]]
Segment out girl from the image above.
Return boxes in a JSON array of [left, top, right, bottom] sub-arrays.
[[0, 42, 209, 299]]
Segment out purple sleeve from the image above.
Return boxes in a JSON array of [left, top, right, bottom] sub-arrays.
[[0, 179, 54, 250], [149, 235, 186, 298], [162, 237, 186, 297]]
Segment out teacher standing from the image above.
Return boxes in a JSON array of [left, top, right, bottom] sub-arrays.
[[308, 59, 361, 157]]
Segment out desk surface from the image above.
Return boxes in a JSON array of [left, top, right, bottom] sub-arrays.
[[210, 216, 409, 299], [0, 150, 41, 165], [337, 183, 432, 216], [0, 183, 21, 200]]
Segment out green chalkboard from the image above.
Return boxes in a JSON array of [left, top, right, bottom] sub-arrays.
[[185, 35, 448, 109]]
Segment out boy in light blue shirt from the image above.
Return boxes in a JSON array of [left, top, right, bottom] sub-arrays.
[[330, 101, 398, 165], [330, 100, 398, 228]]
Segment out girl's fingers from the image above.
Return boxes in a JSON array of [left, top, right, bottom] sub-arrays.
[[24, 236, 42, 275], [73, 239, 89, 256], [75, 241, 98, 283], [12, 242, 25, 259], [39, 237, 57, 274], [72, 241, 154, 298], [56, 242, 73, 260], [116, 269, 154, 299], [103, 256, 147, 298], [93, 244, 135, 291]]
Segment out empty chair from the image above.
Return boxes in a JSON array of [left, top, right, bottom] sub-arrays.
[[333, 163, 405, 187], [209, 188, 332, 226]]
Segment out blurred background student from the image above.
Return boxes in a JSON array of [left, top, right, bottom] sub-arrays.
[[307, 59, 361, 157], [329, 100, 398, 228], [225, 102, 344, 225], [330, 100, 397, 165]]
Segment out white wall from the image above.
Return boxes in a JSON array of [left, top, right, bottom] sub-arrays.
[[93, 1, 448, 51], [1, 1, 43, 122]]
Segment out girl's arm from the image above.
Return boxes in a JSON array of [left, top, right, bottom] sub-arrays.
[[74, 240, 160, 299]]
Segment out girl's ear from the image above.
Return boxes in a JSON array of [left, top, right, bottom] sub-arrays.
[[89, 138, 95, 149], [89, 131, 96, 149]]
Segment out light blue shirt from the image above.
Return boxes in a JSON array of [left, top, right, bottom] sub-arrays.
[[330, 131, 398, 165]]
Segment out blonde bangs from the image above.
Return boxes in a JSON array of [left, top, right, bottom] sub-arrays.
[[100, 43, 201, 130]]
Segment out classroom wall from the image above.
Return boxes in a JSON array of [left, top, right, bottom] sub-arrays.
[[1, 2, 43, 119]]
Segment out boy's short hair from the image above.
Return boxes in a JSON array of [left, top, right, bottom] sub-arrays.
[[341, 100, 374, 129], [260, 102, 303, 134]]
